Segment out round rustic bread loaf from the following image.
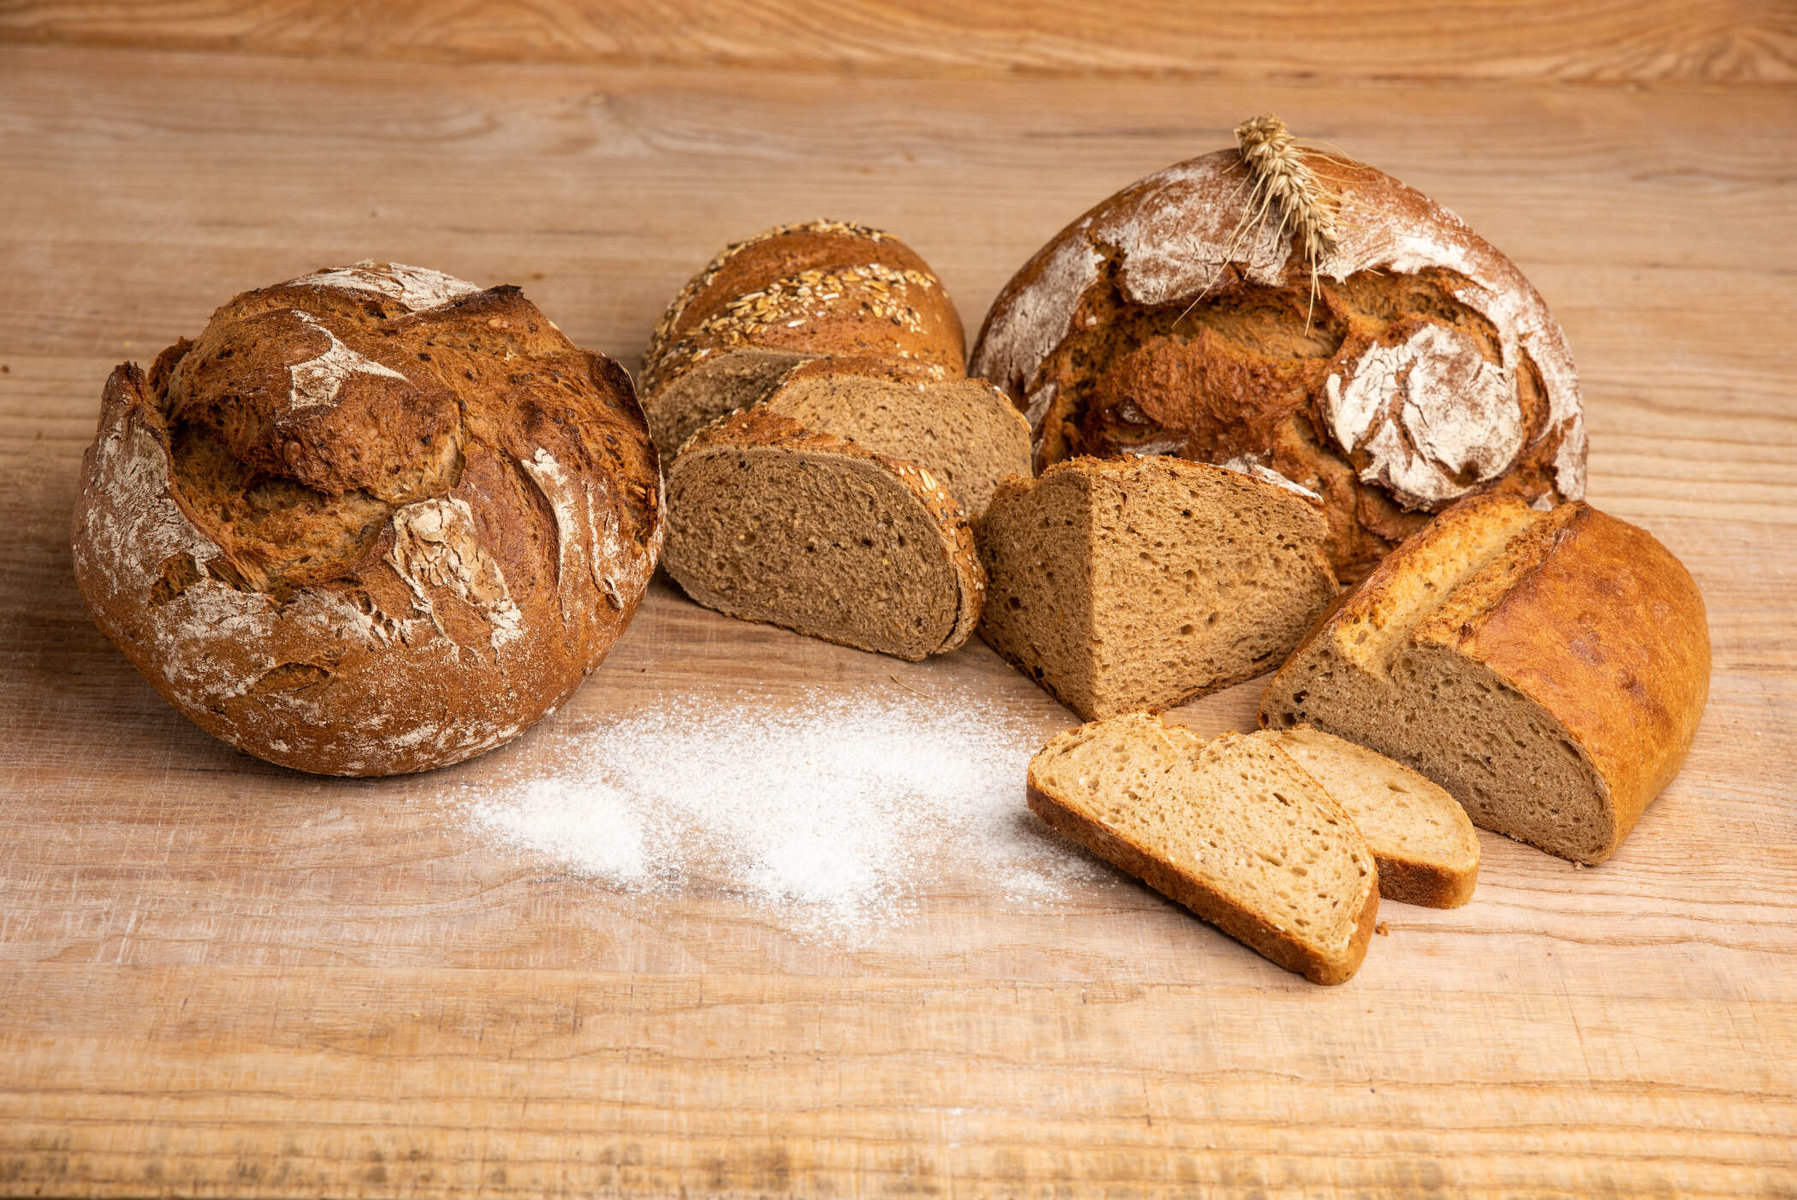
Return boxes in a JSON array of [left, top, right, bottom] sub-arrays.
[[970, 121, 1587, 580], [640, 220, 966, 457], [72, 261, 664, 776]]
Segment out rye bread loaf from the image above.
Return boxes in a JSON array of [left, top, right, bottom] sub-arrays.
[[1260, 494, 1710, 864], [758, 356, 1031, 520], [641, 220, 966, 458], [1254, 726, 1479, 908], [661, 409, 983, 660], [977, 455, 1337, 721], [970, 117, 1587, 582], [71, 261, 663, 777], [1027, 713, 1379, 985]]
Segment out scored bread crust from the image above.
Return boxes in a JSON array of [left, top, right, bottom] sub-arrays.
[[1026, 722, 1379, 986], [1261, 495, 1710, 864], [666, 409, 985, 659], [71, 264, 664, 777]]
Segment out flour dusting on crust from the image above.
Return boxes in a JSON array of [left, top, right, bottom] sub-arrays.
[[290, 261, 481, 312], [386, 497, 525, 650], [286, 311, 409, 411]]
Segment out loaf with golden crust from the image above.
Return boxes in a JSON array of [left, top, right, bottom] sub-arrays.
[[970, 127, 1587, 581], [72, 262, 663, 777], [1260, 494, 1709, 864]]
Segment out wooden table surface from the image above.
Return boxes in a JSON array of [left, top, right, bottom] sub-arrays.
[[3, 5, 1795, 1197]]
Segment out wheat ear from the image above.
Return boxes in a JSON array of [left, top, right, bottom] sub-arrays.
[[1232, 114, 1341, 326]]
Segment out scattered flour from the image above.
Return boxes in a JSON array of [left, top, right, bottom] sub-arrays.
[[459, 685, 1099, 941]]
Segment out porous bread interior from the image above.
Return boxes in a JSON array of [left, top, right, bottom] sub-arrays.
[[762, 375, 1030, 519], [647, 348, 810, 458], [1263, 500, 1614, 863], [663, 441, 960, 660], [1032, 716, 1374, 963], [1255, 726, 1478, 899]]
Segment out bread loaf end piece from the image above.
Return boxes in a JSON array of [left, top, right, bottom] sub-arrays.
[[1027, 714, 1379, 985]]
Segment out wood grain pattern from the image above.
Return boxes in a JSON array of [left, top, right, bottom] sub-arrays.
[[2, 35, 1796, 1199], [0, 0, 1794, 84]]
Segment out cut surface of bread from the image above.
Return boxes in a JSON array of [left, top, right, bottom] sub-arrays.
[[1261, 494, 1710, 865], [979, 456, 1338, 721], [759, 358, 1032, 519], [649, 347, 814, 457], [1254, 726, 1478, 908], [662, 410, 983, 660], [1027, 713, 1379, 985]]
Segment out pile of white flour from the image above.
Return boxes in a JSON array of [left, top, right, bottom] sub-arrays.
[[457, 684, 1100, 940]]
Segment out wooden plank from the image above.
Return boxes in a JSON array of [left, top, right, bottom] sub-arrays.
[[0, 0, 1793, 84]]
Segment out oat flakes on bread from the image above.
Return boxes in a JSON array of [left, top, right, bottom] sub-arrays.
[[641, 220, 966, 458], [661, 409, 983, 661], [1260, 494, 1710, 865], [1027, 713, 1379, 985], [970, 115, 1587, 582], [977, 454, 1337, 721], [71, 261, 663, 777]]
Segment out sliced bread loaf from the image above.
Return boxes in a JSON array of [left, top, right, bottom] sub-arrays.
[[1254, 726, 1479, 908], [662, 409, 984, 660], [1027, 713, 1379, 985], [758, 357, 1032, 520], [978, 455, 1338, 721], [1260, 495, 1711, 865]]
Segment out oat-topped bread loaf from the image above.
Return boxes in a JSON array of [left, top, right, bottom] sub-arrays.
[[1028, 714, 1379, 985], [72, 261, 664, 777], [978, 455, 1337, 721], [641, 220, 966, 458], [758, 356, 1031, 520], [1254, 726, 1479, 908], [1261, 495, 1710, 864], [971, 115, 1586, 581], [661, 409, 983, 660]]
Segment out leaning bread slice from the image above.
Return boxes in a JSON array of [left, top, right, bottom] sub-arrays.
[[1027, 713, 1379, 985], [663, 409, 984, 660], [759, 357, 1031, 519], [1260, 495, 1710, 865], [979, 455, 1338, 721], [1254, 726, 1479, 908]]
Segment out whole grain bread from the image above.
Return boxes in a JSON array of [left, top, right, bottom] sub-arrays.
[[71, 261, 664, 776], [1027, 713, 1379, 985], [970, 130, 1586, 582], [641, 220, 966, 458], [1260, 494, 1710, 864], [661, 409, 983, 660], [977, 455, 1337, 720], [1254, 726, 1479, 908]]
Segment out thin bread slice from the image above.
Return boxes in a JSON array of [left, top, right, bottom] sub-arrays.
[[1254, 726, 1479, 908], [978, 455, 1338, 721], [1027, 713, 1379, 985], [759, 357, 1032, 519], [662, 409, 984, 660]]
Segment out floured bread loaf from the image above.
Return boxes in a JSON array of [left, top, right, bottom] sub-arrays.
[[971, 115, 1587, 581], [1027, 713, 1379, 985], [1254, 726, 1479, 908], [641, 220, 966, 458], [977, 455, 1337, 720], [758, 357, 1031, 519], [1260, 495, 1710, 864], [662, 409, 983, 660], [71, 261, 663, 777]]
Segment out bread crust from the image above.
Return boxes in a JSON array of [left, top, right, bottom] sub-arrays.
[[71, 264, 663, 777]]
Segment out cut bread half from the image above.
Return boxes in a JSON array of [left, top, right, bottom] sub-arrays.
[[758, 357, 1031, 519], [1254, 726, 1479, 908], [646, 346, 816, 457], [662, 409, 984, 660], [978, 455, 1338, 721], [1027, 713, 1379, 985]]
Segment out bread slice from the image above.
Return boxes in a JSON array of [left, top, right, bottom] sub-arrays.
[[1027, 713, 1379, 985], [978, 455, 1338, 721], [662, 409, 984, 660], [1253, 726, 1478, 908], [758, 357, 1032, 520], [1260, 495, 1710, 865]]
